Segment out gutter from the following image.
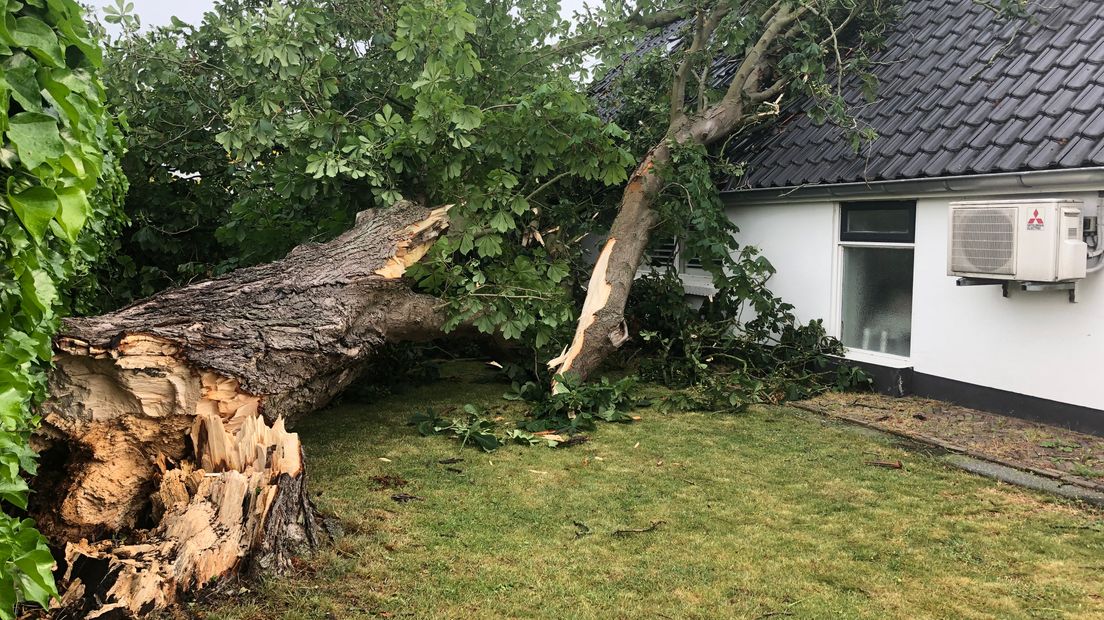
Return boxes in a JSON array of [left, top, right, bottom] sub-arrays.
[[721, 167, 1104, 203]]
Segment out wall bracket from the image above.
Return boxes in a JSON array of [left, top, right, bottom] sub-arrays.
[[1019, 280, 1080, 303]]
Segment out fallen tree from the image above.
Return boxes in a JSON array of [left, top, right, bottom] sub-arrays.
[[32, 202, 450, 617], [553, 1, 892, 382]]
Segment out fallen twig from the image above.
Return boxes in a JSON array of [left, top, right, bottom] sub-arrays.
[[391, 493, 424, 503], [613, 520, 666, 537], [558, 435, 590, 448], [866, 460, 903, 469]]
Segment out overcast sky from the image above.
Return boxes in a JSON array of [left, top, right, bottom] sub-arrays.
[[97, 0, 592, 31]]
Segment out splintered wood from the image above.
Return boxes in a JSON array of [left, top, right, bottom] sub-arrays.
[[374, 205, 452, 279], [548, 237, 617, 390], [58, 389, 314, 618], [37, 202, 453, 617]]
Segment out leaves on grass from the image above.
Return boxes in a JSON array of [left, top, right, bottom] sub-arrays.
[[572, 521, 591, 539], [866, 460, 903, 469]]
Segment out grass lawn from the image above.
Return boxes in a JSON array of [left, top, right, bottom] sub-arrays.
[[202, 364, 1104, 620]]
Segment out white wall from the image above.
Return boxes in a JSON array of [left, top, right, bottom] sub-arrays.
[[911, 192, 1102, 410], [726, 201, 837, 325], [727, 188, 1104, 411]]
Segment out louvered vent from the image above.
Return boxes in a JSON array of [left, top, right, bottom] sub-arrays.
[[649, 237, 678, 267], [951, 207, 1016, 275]]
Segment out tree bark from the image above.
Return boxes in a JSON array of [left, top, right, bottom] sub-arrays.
[[548, 145, 668, 384], [32, 201, 451, 618]]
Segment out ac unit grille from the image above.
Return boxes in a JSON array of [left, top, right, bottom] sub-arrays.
[[951, 207, 1016, 275]]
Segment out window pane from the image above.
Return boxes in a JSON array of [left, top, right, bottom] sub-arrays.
[[845, 208, 912, 234], [841, 247, 913, 357]]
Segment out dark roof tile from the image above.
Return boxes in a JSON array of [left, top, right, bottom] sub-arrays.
[[730, 0, 1104, 189], [1056, 136, 1099, 167], [1072, 83, 1104, 112]]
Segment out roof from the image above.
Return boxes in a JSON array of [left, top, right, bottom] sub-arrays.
[[728, 0, 1104, 191]]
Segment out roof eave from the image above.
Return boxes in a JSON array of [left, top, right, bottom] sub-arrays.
[[721, 167, 1104, 204]]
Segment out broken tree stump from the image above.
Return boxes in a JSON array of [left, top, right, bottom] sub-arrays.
[[32, 201, 451, 617]]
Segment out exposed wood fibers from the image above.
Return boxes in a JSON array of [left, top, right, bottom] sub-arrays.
[[52, 345, 313, 618], [374, 205, 451, 279], [548, 237, 617, 390]]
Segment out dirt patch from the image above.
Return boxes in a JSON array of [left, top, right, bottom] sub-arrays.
[[370, 474, 409, 490], [801, 392, 1104, 490]]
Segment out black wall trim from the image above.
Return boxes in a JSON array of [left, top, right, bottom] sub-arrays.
[[837, 358, 913, 397], [912, 372, 1103, 437], [831, 357, 1104, 436]]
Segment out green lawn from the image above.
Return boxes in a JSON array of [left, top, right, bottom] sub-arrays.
[[203, 364, 1103, 620]]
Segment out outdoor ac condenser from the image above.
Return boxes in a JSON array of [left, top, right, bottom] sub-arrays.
[[948, 199, 1087, 282]]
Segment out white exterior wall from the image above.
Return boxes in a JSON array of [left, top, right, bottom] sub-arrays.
[[726, 201, 837, 326], [727, 188, 1104, 411]]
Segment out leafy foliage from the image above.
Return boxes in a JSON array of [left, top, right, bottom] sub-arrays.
[[409, 367, 639, 452], [628, 271, 869, 412], [94, 0, 633, 358], [411, 404, 563, 452], [505, 372, 639, 433], [0, 0, 121, 614]]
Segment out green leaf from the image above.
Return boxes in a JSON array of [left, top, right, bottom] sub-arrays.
[[488, 210, 512, 233], [547, 262, 569, 284], [10, 16, 65, 68], [0, 570, 16, 620], [55, 187, 89, 242], [450, 106, 481, 131], [13, 548, 57, 606], [1, 53, 42, 113], [6, 112, 64, 170], [7, 185, 59, 241], [21, 265, 58, 313], [0, 478, 29, 510], [0, 391, 24, 431], [474, 234, 502, 258], [457, 232, 474, 255]]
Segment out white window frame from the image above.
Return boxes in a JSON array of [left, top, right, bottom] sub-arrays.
[[639, 238, 717, 297], [829, 203, 916, 365]]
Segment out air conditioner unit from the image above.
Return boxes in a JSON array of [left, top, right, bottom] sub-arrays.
[[948, 199, 1087, 282]]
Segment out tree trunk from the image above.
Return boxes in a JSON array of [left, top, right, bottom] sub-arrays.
[[551, 97, 753, 384], [33, 201, 451, 618], [549, 145, 669, 384]]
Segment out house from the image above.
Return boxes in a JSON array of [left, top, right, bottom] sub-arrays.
[[712, 0, 1104, 434]]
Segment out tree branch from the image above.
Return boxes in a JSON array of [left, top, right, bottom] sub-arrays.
[[626, 6, 692, 29], [722, 3, 806, 105], [669, 2, 732, 127], [749, 77, 788, 103]]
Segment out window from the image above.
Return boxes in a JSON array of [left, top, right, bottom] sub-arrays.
[[838, 202, 916, 357], [840, 201, 916, 243], [647, 237, 704, 273], [649, 237, 679, 268]]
